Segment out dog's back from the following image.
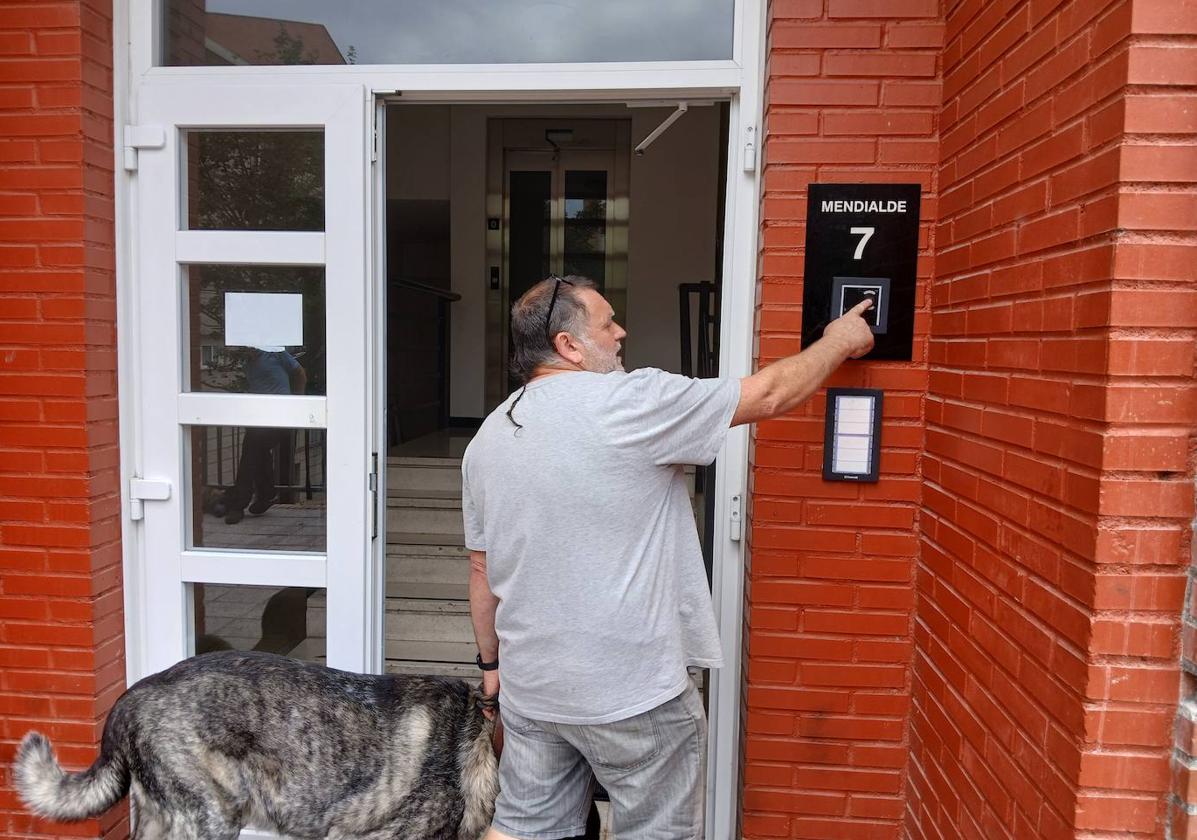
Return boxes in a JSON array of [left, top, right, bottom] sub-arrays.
[[14, 651, 498, 840]]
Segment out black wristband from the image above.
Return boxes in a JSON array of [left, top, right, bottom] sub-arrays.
[[476, 652, 499, 671]]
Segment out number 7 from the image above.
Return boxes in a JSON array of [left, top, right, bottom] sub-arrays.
[[850, 226, 875, 260]]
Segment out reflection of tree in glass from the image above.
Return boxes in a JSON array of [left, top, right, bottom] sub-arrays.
[[194, 131, 323, 231], [255, 25, 318, 66], [572, 199, 607, 220], [565, 199, 607, 256]]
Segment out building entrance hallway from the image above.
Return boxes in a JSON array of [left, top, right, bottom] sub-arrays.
[[382, 102, 730, 691]]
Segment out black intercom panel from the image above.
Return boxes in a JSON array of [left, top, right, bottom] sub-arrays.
[[801, 184, 921, 360]]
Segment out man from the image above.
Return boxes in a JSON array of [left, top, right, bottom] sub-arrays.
[[216, 346, 306, 525], [463, 275, 874, 840]]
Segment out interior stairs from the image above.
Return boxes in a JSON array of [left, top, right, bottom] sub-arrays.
[[307, 452, 698, 680]]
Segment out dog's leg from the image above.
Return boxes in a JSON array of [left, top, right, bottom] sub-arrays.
[[162, 814, 240, 840], [130, 787, 169, 840], [132, 796, 239, 840]]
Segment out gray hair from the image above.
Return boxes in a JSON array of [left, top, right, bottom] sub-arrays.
[[508, 275, 596, 385]]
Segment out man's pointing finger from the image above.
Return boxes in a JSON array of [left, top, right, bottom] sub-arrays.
[[848, 297, 875, 316]]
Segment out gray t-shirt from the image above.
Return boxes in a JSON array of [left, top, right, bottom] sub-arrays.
[[461, 367, 741, 724]]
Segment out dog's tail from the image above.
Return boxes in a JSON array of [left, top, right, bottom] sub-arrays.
[[13, 731, 130, 821]]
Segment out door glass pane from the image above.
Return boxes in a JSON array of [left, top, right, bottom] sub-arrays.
[[508, 171, 551, 304], [563, 170, 608, 288], [194, 583, 325, 661], [163, 0, 733, 66], [184, 265, 326, 394], [185, 130, 323, 231], [188, 425, 327, 552]]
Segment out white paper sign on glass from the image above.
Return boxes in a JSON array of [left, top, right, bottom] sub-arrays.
[[224, 293, 303, 348]]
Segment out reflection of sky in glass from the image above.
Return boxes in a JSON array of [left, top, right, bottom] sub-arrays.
[[565, 198, 605, 219], [204, 0, 734, 64]]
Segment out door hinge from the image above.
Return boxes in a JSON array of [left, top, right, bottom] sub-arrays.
[[129, 477, 171, 521], [729, 493, 743, 541], [742, 125, 757, 174], [368, 453, 379, 540], [123, 125, 166, 173], [371, 124, 379, 163]]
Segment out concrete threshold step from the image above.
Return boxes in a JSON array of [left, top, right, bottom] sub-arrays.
[[387, 639, 476, 663], [385, 659, 479, 680], [386, 530, 466, 547], [387, 540, 467, 558], [387, 493, 462, 510], [387, 455, 462, 468], [387, 505, 463, 535], [386, 581, 469, 600], [387, 551, 469, 591]]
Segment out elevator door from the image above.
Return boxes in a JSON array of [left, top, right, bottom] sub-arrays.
[[485, 120, 630, 408]]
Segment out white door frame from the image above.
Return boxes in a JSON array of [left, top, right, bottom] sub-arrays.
[[115, 4, 765, 839]]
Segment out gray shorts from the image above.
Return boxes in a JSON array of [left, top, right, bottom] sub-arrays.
[[493, 681, 707, 840]]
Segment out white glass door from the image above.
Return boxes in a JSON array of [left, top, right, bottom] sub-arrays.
[[131, 83, 372, 677]]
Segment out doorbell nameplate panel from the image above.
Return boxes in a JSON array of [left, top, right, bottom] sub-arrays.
[[801, 183, 920, 360]]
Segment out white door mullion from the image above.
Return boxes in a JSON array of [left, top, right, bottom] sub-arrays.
[[175, 231, 325, 266], [322, 93, 371, 673], [137, 125, 189, 673], [176, 394, 327, 430], [181, 552, 326, 588]]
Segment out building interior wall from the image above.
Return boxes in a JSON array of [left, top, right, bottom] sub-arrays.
[[386, 103, 723, 420]]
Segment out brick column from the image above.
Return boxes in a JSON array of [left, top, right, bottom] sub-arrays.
[[0, 1, 126, 837], [910, 1, 1197, 837], [744, 1, 941, 836]]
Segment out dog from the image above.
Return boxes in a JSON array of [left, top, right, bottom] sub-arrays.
[[14, 650, 599, 840]]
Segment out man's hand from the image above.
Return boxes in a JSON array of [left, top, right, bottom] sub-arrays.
[[822, 298, 876, 359], [482, 669, 500, 720]]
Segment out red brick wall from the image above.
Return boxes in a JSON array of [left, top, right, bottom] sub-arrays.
[[744, 1, 942, 836], [0, 1, 126, 837], [909, 1, 1197, 838]]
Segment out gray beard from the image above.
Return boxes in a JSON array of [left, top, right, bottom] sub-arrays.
[[580, 338, 623, 374]]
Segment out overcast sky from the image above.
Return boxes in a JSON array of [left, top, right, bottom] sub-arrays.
[[206, 0, 733, 64]]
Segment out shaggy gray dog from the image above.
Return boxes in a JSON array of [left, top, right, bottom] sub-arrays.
[[13, 651, 498, 840]]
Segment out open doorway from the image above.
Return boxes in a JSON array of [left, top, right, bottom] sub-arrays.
[[381, 102, 730, 691]]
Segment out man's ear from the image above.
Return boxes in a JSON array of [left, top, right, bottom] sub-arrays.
[[553, 331, 584, 364]]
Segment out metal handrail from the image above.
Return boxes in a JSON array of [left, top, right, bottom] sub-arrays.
[[389, 278, 462, 303]]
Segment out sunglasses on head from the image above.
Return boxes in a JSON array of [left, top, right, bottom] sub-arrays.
[[544, 275, 574, 343]]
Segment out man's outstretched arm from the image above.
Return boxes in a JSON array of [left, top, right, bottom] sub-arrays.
[[732, 298, 876, 427]]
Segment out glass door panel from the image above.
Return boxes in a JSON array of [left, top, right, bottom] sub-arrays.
[[507, 169, 552, 304], [133, 83, 370, 680], [185, 130, 325, 231], [562, 169, 608, 288]]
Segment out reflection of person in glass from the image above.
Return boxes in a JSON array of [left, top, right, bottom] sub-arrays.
[[217, 347, 306, 525]]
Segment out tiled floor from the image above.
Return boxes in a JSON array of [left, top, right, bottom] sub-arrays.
[[199, 502, 326, 552], [389, 426, 475, 459]]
